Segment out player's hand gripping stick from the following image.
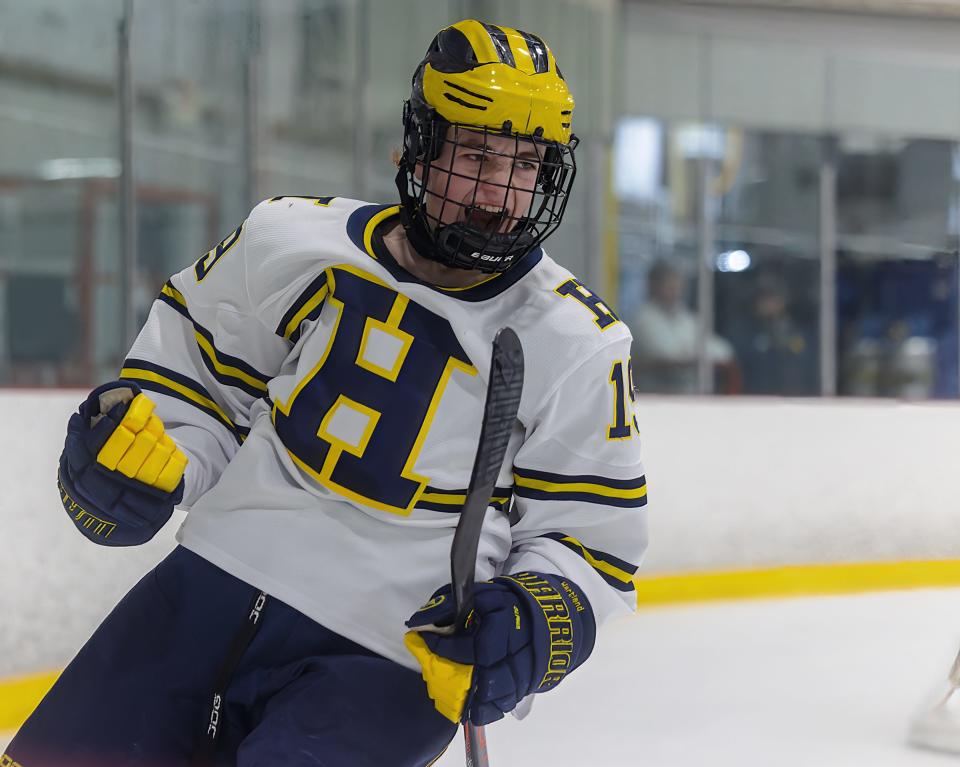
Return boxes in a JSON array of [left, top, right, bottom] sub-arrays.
[[405, 329, 526, 766]]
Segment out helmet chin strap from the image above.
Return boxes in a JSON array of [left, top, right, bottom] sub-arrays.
[[396, 165, 443, 261], [395, 165, 535, 274], [434, 222, 535, 272]]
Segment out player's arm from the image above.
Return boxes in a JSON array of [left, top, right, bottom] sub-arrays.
[[405, 339, 647, 726], [115, 211, 279, 508], [504, 339, 647, 622], [58, 200, 322, 544]]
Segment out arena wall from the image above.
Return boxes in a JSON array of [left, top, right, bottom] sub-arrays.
[[4, 390, 960, 682]]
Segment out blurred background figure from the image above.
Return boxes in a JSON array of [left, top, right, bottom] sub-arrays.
[[728, 272, 817, 396], [838, 254, 957, 399], [631, 259, 735, 394]]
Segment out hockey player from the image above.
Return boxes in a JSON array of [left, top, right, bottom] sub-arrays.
[[5, 19, 647, 767], [908, 647, 960, 753]]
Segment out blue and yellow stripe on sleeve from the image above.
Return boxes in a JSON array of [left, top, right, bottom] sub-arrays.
[[416, 485, 513, 513], [157, 281, 271, 398], [512, 466, 647, 508], [275, 272, 329, 344], [120, 358, 249, 445], [538, 532, 639, 593]]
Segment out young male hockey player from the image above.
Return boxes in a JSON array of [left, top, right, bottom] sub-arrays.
[[6, 19, 647, 767]]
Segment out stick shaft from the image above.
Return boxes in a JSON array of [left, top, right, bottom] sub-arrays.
[[450, 328, 524, 767], [464, 721, 490, 767]]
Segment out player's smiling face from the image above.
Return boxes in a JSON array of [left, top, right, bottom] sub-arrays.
[[420, 129, 541, 235]]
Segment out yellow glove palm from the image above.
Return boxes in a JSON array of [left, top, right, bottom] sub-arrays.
[[403, 631, 474, 724]]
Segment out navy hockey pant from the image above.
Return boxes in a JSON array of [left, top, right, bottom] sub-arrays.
[[5, 546, 457, 766]]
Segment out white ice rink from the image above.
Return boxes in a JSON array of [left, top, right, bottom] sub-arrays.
[[5, 586, 960, 764], [428, 588, 960, 767], [8, 395, 960, 763]]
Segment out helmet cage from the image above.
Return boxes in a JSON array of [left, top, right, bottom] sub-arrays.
[[396, 103, 578, 274]]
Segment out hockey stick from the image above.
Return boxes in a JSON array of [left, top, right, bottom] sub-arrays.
[[448, 327, 524, 767]]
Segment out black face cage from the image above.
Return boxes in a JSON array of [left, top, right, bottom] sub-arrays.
[[395, 104, 578, 274]]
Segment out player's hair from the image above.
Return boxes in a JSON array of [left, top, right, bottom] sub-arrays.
[[395, 19, 578, 274]]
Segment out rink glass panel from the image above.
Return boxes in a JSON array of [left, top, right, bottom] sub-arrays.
[[0, 0, 616, 389], [0, 2, 123, 386], [835, 137, 960, 399], [4, 1, 959, 400], [613, 119, 703, 395], [615, 116, 960, 399], [713, 130, 823, 398]]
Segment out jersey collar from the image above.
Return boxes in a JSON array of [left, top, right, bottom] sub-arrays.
[[345, 204, 542, 303]]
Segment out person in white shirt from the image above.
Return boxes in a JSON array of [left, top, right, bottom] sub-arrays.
[[631, 259, 734, 394]]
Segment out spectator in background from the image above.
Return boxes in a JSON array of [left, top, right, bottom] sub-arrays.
[[631, 259, 734, 394], [729, 272, 817, 395]]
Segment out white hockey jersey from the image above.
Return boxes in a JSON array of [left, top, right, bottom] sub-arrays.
[[124, 196, 648, 671]]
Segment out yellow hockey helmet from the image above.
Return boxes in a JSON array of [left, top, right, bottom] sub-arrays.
[[396, 20, 579, 273], [418, 19, 574, 144]]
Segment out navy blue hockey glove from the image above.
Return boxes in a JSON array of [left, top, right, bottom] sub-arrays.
[[58, 381, 188, 547], [404, 571, 596, 726]]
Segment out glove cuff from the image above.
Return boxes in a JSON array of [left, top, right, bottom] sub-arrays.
[[496, 571, 596, 693], [80, 380, 142, 423], [58, 455, 181, 547]]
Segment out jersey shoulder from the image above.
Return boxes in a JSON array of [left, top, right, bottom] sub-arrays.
[[504, 253, 632, 416], [245, 195, 370, 251], [518, 252, 631, 351], [239, 195, 379, 319]]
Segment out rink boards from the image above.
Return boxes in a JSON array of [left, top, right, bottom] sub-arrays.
[[4, 391, 960, 733]]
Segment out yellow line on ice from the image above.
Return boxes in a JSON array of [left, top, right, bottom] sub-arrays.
[[635, 559, 960, 607], [5, 560, 960, 730]]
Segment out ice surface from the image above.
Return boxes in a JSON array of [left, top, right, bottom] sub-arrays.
[[5, 589, 960, 765], [430, 589, 960, 766]]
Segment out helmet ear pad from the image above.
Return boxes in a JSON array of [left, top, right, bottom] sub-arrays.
[[537, 135, 578, 195], [402, 101, 420, 162], [538, 146, 559, 194], [402, 102, 449, 175]]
